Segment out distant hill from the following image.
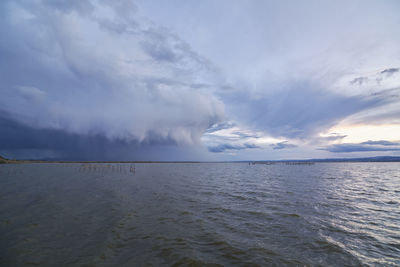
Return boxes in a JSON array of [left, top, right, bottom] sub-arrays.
[[307, 156, 400, 162], [0, 155, 27, 164], [253, 156, 400, 163], [0, 155, 6, 164]]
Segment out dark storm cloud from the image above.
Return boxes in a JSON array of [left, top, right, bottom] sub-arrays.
[[0, 115, 126, 160], [322, 141, 400, 153], [208, 143, 259, 153], [0, 115, 205, 161], [0, 0, 224, 159], [271, 141, 296, 150]]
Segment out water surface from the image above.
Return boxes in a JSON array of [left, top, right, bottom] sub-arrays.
[[1, 163, 399, 266]]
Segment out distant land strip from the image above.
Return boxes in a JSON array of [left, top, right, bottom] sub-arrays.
[[1, 155, 400, 164]]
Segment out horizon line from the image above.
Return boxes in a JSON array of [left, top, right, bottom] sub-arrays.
[[2, 155, 400, 164]]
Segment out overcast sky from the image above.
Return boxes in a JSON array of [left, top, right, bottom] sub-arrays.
[[1, 0, 400, 160]]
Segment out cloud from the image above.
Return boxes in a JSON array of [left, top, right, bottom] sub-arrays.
[[316, 134, 347, 143], [202, 122, 276, 155], [349, 77, 368, 86], [205, 121, 236, 133], [208, 143, 259, 153], [225, 82, 389, 139], [231, 131, 260, 139], [381, 68, 399, 76], [203, 122, 263, 143], [145, 1, 400, 147], [271, 141, 296, 150], [361, 140, 400, 146], [43, 0, 94, 15], [322, 141, 400, 153], [349, 68, 399, 87], [0, 115, 207, 160], [1, 0, 400, 160], [16, 86, 46, 101], [0, 0, 224, 151]]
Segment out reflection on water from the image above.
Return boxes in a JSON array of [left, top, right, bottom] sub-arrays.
[[0, 163, 399, 266]]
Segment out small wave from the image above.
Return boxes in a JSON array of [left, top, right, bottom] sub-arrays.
[[170, 256, 213, 266], [275, 212, 301, 218]]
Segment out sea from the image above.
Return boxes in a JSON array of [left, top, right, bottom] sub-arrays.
[[0, 162, 399, 266]]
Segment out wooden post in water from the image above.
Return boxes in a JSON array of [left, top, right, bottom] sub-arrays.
[[130, 164, 135, 174]]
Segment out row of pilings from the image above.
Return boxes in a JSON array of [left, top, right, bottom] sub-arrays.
[[78, 163, 136, 174]]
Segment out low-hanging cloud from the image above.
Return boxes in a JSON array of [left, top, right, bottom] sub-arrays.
[[0, 115, 208, 161], [208, 143, 259, 153], [322, 140, 400, 153]]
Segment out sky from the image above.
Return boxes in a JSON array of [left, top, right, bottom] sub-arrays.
[[1, 0, 400, 161]]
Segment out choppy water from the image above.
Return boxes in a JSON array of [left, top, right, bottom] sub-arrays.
[[0, 163, 400, 266]]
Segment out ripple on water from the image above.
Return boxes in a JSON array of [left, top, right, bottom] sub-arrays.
[[1, 163, 400, 266]]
